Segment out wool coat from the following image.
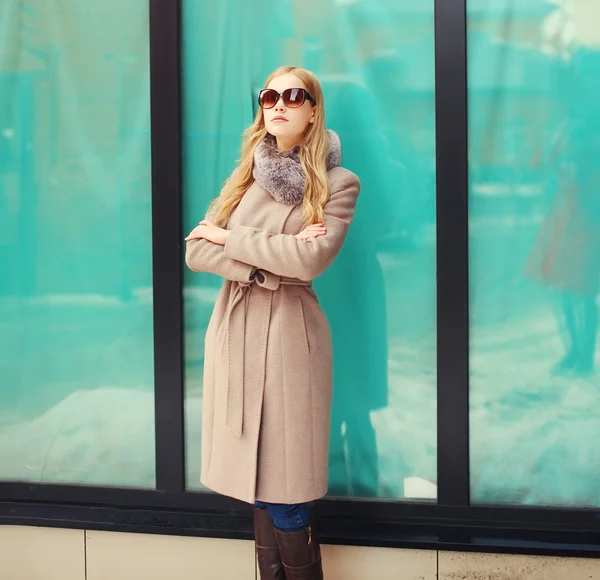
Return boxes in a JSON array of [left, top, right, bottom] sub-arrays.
[[185, 142, 360, 505]]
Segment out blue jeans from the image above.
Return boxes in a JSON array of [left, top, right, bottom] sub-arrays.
[[255, 500, 311, 531]]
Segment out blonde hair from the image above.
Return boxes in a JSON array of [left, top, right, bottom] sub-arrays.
[[209, 66, 330, 227]]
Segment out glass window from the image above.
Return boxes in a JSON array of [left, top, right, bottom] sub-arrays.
[[469, 0, 600, 507], [183, 0, 437, 500], [0, 1, 154, 487]]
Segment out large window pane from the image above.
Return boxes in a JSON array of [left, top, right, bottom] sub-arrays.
[[183, 0, 437, 500], [469, 0, 600, 506], [0, 1, 154, 487]]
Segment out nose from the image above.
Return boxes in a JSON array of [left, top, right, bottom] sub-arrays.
[[274, 95, 286, 112]]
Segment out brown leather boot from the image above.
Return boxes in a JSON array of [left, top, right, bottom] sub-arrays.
[[254, 507, 286, 580], [274, 521, 323, 580]]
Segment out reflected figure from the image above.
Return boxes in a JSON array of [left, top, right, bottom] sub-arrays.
[[556, 293, 598, 376], [0, 123, 13, 266], [0, 110, 22, 298], [317, 77, 397, 497], [0, 126, 11, 181], [525, 48, 600, 377], [0, 125, 11, 297]]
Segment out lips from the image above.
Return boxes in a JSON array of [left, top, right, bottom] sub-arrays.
[[272, 116, 288, 122]]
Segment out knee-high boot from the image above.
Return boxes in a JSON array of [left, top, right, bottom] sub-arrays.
[[254, 506, 286, 580], [274, 517, 323, 580]]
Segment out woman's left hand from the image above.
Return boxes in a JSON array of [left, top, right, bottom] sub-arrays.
[[184, 220, 230, 245]]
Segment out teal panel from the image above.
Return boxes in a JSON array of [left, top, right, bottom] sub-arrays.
[[182, 0, 437, 500], [468, 0, 600, 506], [0, 0, 154, 487]]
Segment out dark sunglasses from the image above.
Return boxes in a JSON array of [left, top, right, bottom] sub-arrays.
[[258, 88, 316, 109]]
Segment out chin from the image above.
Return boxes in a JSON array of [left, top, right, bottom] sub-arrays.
[[267, 124, 298, 139], [266, 124, 286, 136]]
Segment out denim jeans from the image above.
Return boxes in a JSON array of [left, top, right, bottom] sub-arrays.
[[254, 500, 311, 531]]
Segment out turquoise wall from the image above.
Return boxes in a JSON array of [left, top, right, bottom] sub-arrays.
[[1, 0, 598, 507], [0, 0, 154, 487], [468, 1, 600, 506], [181, 0, 438, 500]]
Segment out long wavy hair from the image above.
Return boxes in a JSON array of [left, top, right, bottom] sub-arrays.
[[209, 66, 330, 227]]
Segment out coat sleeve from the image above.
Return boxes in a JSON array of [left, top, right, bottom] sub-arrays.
[[185, 236, 256, 282], [223, 171, 360, 281], [185, 207, 279, 285]]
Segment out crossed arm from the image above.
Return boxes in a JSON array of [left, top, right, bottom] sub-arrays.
[[184, 172, 360, 283]]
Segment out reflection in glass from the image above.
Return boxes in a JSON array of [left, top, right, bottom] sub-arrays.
[[469, 0, 600, 507], [183, 0, 437, 500], [0, 1, 154, 487]]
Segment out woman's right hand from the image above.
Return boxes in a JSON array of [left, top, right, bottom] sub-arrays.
[[295, 223, 327, 240]]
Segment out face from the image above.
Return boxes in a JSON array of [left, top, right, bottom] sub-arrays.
[[262, 73, 316, 150]]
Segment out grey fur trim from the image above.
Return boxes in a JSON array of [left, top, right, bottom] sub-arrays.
[[252, 129, 342, 205]]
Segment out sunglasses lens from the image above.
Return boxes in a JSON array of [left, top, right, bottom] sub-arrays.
[[259, 89, 278, 109], [283, 88, 305, 107]]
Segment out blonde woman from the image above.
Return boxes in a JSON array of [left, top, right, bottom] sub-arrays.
[[185, 66, 359, 579]]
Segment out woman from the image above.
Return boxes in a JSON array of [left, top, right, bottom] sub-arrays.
[[184, 66, 360, 579], [525, 47, 600, 378], [525, 130, 600, 378]]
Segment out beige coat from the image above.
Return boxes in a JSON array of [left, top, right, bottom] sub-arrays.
[[185, 166, 360, 505]]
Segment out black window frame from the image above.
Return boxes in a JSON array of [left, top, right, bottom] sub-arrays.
[[1, 0, 599, 559]]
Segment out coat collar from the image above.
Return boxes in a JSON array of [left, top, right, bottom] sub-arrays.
[[252, 129, 342, 205]]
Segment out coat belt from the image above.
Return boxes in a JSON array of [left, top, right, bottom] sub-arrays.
[[224, 277, 312, 437]]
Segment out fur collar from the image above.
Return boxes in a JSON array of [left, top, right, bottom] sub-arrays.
[[252, 129, 342, 205]]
